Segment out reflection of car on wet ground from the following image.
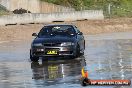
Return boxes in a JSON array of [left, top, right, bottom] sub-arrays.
[[30, 24, 85, 61], [31, 57, 86, 85]]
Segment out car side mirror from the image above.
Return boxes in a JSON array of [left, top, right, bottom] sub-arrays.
[[32, 33, 37, 36], [77, 32, 83, 35]]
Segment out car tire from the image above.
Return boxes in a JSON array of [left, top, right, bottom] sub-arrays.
[[31, 62, 40, 69], [30, 56, 39, 62], [30, 50, 39, 62], [80, 52, 84, 56], [74, 44, 81, 58], [80, 41, 85, 56]]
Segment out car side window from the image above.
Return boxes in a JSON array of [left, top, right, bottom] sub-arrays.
[[38, 27, 51, 37], [74, 26, 81, 33]]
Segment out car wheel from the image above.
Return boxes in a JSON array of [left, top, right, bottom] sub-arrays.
[[74, 44, 81, 58], [30, 50, 39, 62], [31, 62, 39, 69], [80, 41, 85, 56], [80, 51, 84, 56], [30, 56, 39, 62]]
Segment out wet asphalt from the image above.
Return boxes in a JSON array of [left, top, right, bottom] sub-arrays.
[[0, 33, 132, 88]]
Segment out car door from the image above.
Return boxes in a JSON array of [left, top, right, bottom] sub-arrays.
[[74, 26, 85, 51]]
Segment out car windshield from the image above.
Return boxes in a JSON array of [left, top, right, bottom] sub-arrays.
[[38, 25, 75, 37]]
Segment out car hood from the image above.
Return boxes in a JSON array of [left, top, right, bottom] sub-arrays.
[[33, 35, 76, 43]]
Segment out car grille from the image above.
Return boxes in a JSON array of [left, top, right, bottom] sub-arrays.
[[43, 43, 61, 46]]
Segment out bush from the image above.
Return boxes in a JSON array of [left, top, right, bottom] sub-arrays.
[[41, 0, 132, 18]]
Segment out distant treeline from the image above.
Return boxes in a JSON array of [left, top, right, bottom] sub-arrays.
[[0, 4, 9, 15], [41, 0, 132, 17]]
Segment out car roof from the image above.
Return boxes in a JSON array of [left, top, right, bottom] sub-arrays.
[[45, 24, 75, 27]]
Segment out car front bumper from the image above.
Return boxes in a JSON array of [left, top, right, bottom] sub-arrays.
[[31, 46, 75, 57]]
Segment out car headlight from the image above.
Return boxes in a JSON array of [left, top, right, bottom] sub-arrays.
[[61, 42, 74, 46], [32, 43, 43, 46]]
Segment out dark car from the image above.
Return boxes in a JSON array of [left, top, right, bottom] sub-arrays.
[[30, 24, 85, 61]]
